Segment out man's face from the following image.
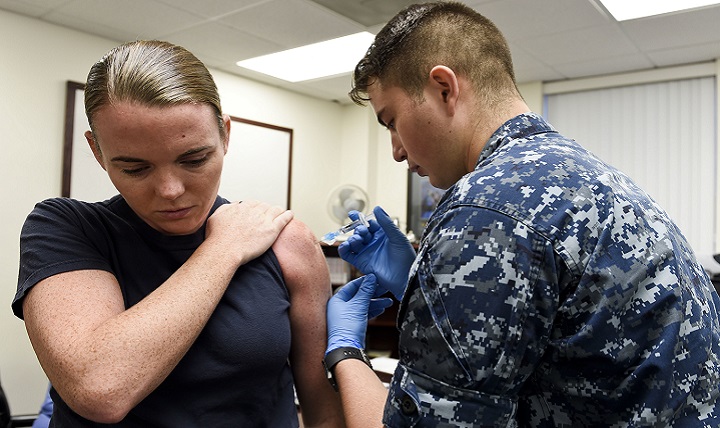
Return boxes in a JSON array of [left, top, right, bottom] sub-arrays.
[[368, 81, 467, 190], [86, 102, 229, 235]]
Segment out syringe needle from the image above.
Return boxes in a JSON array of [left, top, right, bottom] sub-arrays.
[[318, 213, 375, 245]]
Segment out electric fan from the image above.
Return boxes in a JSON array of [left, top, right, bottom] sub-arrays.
[[327, 184, 369, 224]]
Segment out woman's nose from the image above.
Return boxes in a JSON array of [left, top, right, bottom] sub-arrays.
[[155, 170, 185, 199]]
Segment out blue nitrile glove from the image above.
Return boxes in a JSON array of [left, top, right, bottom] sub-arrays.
[[326, 274, 393, 354], [339, 206, 416, 300]]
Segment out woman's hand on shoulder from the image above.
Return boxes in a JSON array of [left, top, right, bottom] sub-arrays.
[[205, 200, 293, 266]]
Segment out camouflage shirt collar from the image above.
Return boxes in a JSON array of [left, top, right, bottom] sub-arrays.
[[475, 112, 557, 168]]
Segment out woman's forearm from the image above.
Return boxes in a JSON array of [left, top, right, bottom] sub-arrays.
[[24, 240, 241, 422]]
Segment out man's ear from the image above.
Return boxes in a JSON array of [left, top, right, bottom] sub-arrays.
[[428, 65, 460, 115], [84, 130, 107, 171]]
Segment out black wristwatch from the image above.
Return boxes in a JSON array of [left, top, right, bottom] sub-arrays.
[[323, 347, 373, 391]]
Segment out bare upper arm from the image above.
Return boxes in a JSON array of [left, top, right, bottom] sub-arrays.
[[272, 219, 341, 422], [271, 218, 331, 346], [23, 270, 125, 379], [272, 219, 332, 304]]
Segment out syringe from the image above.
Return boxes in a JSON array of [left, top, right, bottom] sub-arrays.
[[319, 212, 376, 245]]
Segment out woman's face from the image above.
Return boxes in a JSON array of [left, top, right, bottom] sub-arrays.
[[85, 101, 229, 235]]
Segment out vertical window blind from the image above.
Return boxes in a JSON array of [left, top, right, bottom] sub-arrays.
[[545, 77, 716, 255]]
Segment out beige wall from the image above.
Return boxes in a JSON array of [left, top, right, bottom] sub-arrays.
[[1, 10, 116, 415], [517, 81, 544, 115]]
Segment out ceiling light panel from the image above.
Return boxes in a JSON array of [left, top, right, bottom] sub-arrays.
[[237, 32, 375, 82], [598, 0, 720, 21]]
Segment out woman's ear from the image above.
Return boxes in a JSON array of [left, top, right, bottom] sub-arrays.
[[428, 65, 460, 116], [222, 115, 231, 155], [84, 130, 107, 171]]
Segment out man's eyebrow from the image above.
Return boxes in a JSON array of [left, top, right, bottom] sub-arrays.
[[376, 108, 387, 127], [110, 155, 144, 163]]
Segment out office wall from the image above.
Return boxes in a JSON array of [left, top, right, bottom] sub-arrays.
[[1, 10, 114, 415]]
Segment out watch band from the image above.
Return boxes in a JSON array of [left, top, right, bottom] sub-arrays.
[[323, 347, 373, 391]]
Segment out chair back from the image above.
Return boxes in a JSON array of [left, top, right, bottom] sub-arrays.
[[0, 379, 12, 428]]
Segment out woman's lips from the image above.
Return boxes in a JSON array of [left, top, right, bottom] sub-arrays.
[[158, 207, 192, 220]]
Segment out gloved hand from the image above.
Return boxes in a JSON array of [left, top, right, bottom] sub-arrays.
[[339, 206, 416, 300], [326, 274, 393, 354]]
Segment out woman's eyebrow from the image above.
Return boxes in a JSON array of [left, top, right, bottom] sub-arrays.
[[110, 146, 216, 163], [177, 146, 214, 159]]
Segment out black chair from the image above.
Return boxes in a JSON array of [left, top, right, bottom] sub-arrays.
[[699, 254, 720, 295], [10, 417, 35, 428], [0, 379, 35, 428], [0, 379, 10, 428]]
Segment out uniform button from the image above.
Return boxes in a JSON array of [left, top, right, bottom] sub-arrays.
[[400, 396, 417, 415]]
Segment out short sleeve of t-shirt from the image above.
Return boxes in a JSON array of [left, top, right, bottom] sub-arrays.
[[13, 198, 116, 319]]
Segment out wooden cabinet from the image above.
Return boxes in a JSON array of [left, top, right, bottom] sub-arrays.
[[321, 244, 400, 358]]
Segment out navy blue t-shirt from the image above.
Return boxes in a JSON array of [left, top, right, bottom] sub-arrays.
[[14, 195, 298, 427]]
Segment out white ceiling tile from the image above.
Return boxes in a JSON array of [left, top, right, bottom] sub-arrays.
[[508, 44, 567, 82], [476, 0, 612, 42], [621, 6, 720, 51], [44, 0, 201, 41], [463, 0, 504, 6], [42, 11, 133, 42], [508, 43, 549, 69], [218, 0, 363, 49], [646, 43, 720, 68], [292, 74, 354, 102], [552, 53, 655, 80], [519, 24, 639, 64], [163, 22, 284, 67], [515, 66, 567, 84], [0, 0, 71, 16], [154, 0, 267, 19], [310, 0, 417, 27]]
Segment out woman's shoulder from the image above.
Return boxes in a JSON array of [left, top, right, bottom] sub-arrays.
[[33, 195, 123, 212], [273, 218, 317, 258], [272, 217, 328, 290], [26, 195, 126, 231]]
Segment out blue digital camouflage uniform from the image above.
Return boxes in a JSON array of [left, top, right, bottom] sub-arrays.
[[383, 113, 720, 427]]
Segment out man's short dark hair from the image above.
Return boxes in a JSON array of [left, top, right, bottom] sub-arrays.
[[349, 1, 518, 106]]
